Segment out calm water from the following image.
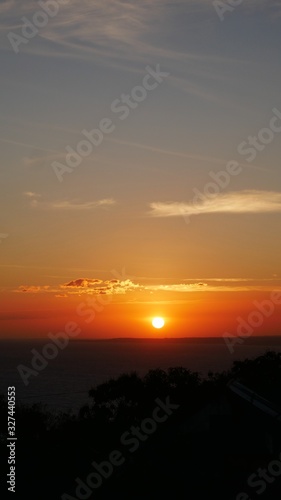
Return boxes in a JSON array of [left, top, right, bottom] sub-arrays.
[[1, 338, 280, 412]]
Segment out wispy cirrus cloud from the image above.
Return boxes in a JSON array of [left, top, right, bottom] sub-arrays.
[[45, 199, 116, 210], [0, 0, 262, 107], [23, 192, 116, 210], [1, 0, 279, 102], [149, 190, 281, 218]]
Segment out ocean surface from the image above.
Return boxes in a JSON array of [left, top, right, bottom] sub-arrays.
[[1, 338, 280, 412]]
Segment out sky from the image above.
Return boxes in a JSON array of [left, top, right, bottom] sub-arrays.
[[0, 0, 281, 339]]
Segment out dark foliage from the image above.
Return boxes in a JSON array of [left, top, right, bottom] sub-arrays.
[[1, 351, 281, 499]]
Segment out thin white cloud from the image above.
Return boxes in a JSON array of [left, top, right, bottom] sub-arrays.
[[48, 199, 116, 210], [23, 194, 116, 210], [149, 191, 281, 218]]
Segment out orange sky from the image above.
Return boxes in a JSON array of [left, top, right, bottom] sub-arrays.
[[1, 281, 281, 339], [1, 1, 281, 340]]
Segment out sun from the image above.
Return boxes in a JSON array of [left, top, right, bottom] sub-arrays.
[[152, 317, 165, 329]]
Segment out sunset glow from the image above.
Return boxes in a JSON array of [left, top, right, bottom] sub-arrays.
[[0, 1, 280, 341]]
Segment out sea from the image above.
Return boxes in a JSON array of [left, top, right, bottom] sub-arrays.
[[1, 337, 280, 413]]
